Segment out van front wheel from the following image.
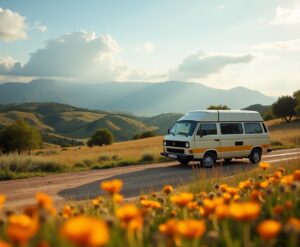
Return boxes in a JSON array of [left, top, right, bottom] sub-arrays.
[[201, 153, 216, 168], [249, 149, 262, 164]]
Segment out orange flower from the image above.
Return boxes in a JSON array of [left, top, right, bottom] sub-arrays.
[[100, 179, 123, 194], [159, 219, 178, 236], [222, 193, 231, 203], [187, 201, 199, 211], [293, 170, 300, 181], [7, 214, 39, 245], [197, 192, 208, 199], [171, 193, 194, 207], [163, 185, 173, 194], [280, 175, 294, 185], [249, 190, 263, 202], [219, 184, 228, 192], [177, 219, 206, 239], [229, 202, 261, 221], [60, 216, 109, 247], [0, 194, 5, 209], [116, 204, 141, 226], [0, 241, 10, 247], [139, 195, 147, 201], [259, 162, 270, 170], [273, 171, 282, 179], [226, 187, 239, 196], [239, 180, 252, 190], [215, 204, 230, 220], [140, 200, 161, 209], [35, 192, 55, 213], [260, 181, 269, 189], [286, 217, 300, 233], [272, 205, 284, 216], [257, 220, 281, 240], [203, 198, 224, 215]]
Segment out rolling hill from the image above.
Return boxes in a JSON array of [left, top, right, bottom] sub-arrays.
[[0, 80, 275, 115], [0, 102, 179, 143]]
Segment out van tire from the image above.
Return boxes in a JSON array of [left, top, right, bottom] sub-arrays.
[[201, 153, 216, 168], [249, 148, 262, 164], [178, 159, 190, 165]]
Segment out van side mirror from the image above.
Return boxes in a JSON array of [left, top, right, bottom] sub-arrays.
[[167, 128, 170, 134], [198, 129, 207, 137]]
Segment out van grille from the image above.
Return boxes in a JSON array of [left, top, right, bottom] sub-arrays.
[[165, 141, 186, 148], [166, 148, 185, 154]]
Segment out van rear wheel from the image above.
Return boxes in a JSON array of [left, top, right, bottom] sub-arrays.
[[201, 153, 216, 168], [249, 148, 262, 164]]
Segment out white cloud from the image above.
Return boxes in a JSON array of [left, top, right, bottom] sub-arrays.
[[269, 6, 300, 25], [252, 39, 300, 52], [135, 42, 155, 53], [217, 5, 225, 10], [0, 8, 27, 41], [169, 51, 254, 80], [0, 31, 163, 82], [32, 21, 48, 33]]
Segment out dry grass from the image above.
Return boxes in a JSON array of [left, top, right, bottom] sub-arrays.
[[33, 136, 164, 167]]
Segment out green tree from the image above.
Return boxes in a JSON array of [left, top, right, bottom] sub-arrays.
[[87, 129, 114, 147], [293, 90, 300, 115], [207, 105, 231, 110], [0, 119, 42, 154], [272, 96, 297, 122]]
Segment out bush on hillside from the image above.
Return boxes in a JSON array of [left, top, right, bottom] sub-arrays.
[[272, 96, 297, 122], [87, 129, 114, 147], [133, 131, 156, 140]]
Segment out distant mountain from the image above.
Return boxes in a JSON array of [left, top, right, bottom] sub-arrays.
[[0, 80, 275, 115], [242, 104, 271, 115]]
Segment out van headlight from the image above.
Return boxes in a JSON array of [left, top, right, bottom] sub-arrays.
[[185, 142, 190, 148], [163, 141, 167, 146]]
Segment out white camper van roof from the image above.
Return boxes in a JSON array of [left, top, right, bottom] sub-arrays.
[[178, 110, 263, 122]]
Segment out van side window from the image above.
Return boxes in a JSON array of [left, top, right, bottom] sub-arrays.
[[262, 123, 268, 133], [197, 124, 217, 136], [244, 123, 262, 134], [220, 123, 243, 135]]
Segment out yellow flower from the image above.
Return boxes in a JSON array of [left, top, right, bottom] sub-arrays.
[[239, 180, 252, 190], [226, 187, 239, 196], [257, 220, 281, 240], [113, 193, 124, 204], [171, 193, 194, 207], [100, 179, 123, 194], [286, 217, 300, 233], [91, 196, 103, 207], [222, 193, 231, 203], [7, 214, 39, 245], [116, 204, 143, 231], [280, 175, 294, 185], [60, 216, 109, 247], [163, 185, 173, 194], [259, 162, 270, 170], [0, 194, 6, 209], [62, 205, 74, 219], [178, 219, 206, 239], [273, 171, 282, 179], [293, 170, 300, 181], [203, 198, 224, 215], [260, 181, 269, 189], [219, 184, 228, 192], [140, 200, 161, 209], [229, 202, 261, 221], [187, 201, 199, 211]]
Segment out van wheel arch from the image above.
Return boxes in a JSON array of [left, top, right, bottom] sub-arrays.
[[201, 150, 217, 168], [249, 147, 262, 164]]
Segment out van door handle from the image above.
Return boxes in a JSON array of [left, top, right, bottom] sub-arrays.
[[214, 139, 220, 141]]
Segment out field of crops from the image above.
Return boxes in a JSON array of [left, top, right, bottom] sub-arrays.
[[0, 162, 299, 247]]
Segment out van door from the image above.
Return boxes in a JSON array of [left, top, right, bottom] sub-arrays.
[[193, 123, 220, 158], [219, 122, 247, 158]]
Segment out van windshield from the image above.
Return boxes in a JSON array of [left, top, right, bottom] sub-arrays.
[[170, 121, 197, 136]]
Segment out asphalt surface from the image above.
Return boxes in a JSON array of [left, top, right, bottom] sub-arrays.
[[0, 148, 299, 210]]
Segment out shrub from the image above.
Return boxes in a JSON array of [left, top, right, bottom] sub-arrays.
[[98, 155, 110, 162], [87, 129, 114, 147], [140, 153, 155, 163]]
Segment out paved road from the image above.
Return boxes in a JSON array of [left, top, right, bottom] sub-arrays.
[[0, 148, 299, 210]]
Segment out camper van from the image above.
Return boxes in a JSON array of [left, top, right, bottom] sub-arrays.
[[161, 110, 271, 168]]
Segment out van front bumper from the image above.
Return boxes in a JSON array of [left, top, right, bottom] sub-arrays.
[[161, 152, 194, 160]]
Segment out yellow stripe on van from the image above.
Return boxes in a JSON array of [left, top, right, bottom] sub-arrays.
[[191, 144, 270, 154]]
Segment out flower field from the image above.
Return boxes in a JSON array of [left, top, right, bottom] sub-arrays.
[[0, 163, 300, 247]]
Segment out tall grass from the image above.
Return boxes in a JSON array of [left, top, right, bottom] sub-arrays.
[[0, 153, 66, 180]]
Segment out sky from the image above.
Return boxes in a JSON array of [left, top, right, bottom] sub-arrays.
[[0, 0, 299, 96]]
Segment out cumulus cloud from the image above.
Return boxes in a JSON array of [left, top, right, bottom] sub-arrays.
[[0, 31, 164, 82], [169, 51, 254, 80], [135, 42, 155, 53], [269, 6, 300, 25], [32, 21, 48, 33], [0, 8, 27, 41]]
